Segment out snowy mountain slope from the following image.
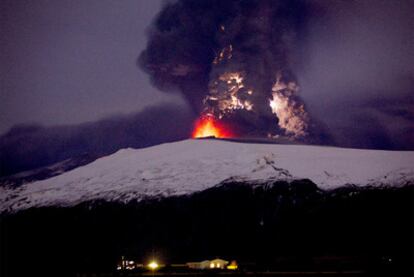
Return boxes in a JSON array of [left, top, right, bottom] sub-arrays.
[[1, 139, 414, 212]]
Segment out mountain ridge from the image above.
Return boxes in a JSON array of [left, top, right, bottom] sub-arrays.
[[1, 139, 413, 213]]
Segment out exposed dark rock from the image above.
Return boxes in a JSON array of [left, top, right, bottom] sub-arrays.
[[1, 181, 413, 277]]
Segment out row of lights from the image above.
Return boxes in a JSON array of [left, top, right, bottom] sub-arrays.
[[118, 259, 238, 271]]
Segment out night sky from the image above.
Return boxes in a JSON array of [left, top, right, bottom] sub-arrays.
[[0, 0, 413, 176], [0, 0, 186, 133]]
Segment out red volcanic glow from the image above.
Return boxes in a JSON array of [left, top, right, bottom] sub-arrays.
[[192, 116, 233, 138]]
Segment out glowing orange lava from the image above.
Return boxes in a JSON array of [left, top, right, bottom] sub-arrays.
[[192, 116, 232, 138]]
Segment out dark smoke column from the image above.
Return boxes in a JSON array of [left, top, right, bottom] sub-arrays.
[[139, 0, 314, 140]]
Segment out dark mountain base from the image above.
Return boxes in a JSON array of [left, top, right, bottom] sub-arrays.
[[1, 180, 413, 277]]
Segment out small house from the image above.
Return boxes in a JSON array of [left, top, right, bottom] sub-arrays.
[[187, 258, 229, 269]]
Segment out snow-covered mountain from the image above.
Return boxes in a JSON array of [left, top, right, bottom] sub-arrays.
[[1, 139, 414, 212]]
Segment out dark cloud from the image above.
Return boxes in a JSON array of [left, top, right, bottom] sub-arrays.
[[296, 0, 414, 150], [0, 105, 195, 177], [298, 91, 414, 150], [139, 0, 325, 140], [139, 0, 235, 111], [139, 0, 414, 148]]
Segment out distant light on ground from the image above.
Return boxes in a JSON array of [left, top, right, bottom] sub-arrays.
[[148, 261, 159, 270], [227, 260, 238, 270]]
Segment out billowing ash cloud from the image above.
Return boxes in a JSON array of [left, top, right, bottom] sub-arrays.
[[139, 0, 323, 140]]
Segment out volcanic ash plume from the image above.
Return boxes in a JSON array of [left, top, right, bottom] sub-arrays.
[[139, 0, 313, 139], [269, 73, 309, 137]]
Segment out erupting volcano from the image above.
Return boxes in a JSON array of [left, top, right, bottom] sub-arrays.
[[140, 0, 322, 143], [192, 115, 233, 138]]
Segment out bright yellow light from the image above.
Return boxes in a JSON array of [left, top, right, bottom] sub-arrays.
[[148, 261, 159, 270], [227, 261, 238, 270], [210, 263, 215, 268]]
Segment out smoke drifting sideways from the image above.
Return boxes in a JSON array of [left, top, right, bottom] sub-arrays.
[[297, 0, 414, 150], [139, 0, 328, 142], [0, 105, 195, 177]]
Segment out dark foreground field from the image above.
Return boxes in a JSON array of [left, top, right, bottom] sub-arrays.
[[74, 271, 373, 277], [1, 180, 413, 277]]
